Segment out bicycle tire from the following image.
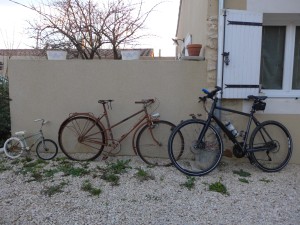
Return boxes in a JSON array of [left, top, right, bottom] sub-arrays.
[[36, 139, 58, 160], [136, 120, 184, 166], [168, 119, 223, 176], [58, 116, 106, 161], [4, 137, 24, 159], [249, 120, 293, 172]]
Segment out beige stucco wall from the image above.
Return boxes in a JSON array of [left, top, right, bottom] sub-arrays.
[[176, 0, 208, 46], [8, 59, 208, 156]]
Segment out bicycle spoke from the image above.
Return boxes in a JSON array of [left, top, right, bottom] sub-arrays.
[[58, 116, 105, 161]]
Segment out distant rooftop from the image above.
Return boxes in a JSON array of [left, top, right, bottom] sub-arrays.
[[0, 48, 154, 59]]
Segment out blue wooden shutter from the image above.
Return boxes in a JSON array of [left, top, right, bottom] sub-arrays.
[[222, 10, 263, 99]]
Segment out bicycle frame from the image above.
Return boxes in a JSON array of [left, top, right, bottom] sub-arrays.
[[18, 131, 44, 151], [73, 100, 158, 154], [198, 97, 263, 153]]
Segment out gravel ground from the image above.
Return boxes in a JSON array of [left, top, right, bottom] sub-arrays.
[[0, 154, 299, 225]]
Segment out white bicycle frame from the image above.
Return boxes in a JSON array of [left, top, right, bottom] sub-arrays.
[[1, 119, 48, 156]]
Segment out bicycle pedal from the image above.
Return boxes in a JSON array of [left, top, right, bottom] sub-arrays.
[[102, 155, 108, 160]]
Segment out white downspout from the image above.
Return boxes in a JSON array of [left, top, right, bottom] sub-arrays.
[[217, 0, 225, 90], [216, 0, 225, 122]]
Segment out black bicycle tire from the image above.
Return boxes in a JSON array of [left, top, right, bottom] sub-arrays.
[[136, 120, 183, 166], [249, 120, 293, 172], [36, 139, 58, 160], [168, 119, 223, 176], [58, 116, 106, 161]]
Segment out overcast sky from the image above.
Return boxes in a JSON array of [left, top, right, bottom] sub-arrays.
[[0, 0, 180, 56]]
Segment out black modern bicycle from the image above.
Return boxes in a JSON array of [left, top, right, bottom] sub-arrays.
[[168, 86, 293, 176]]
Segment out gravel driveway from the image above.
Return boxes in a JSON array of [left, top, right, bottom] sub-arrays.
[[0, 155, 299, 225]]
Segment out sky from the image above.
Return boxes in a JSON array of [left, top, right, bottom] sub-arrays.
[[0, 0, 180, 56]]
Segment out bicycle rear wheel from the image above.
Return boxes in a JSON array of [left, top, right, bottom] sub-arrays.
[[249, 120, 292, 172], [136, 120, 183, 166], [168, 119, 223, 176], [36, 139, 58, 160], [58, 116, 106, 161], [4, 137, 24, 159]]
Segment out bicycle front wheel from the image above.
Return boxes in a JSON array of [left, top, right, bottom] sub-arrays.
[[249, 120, 292, 172], [58, 116, 106, 161], [4, 137, 24, 159], [136, 120, 184, 166], [36, 139, 58, 160], [168, 119, 223, 176]]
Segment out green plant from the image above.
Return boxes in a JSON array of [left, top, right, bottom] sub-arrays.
[[208, 180, 229, 195], [81, 180, 102, 196], [41, 181, 68, 197], [259, 178, 273, 183], [0, 77, 11, 146], [134, 168, 155, 182], [233, 169, 251, 177], [101, 172, 120, 186], [106, 159, 131, 174], [20, 159, 48, 175], [57, 160, 90, 177], [238, 178, 249, 183], [0, 160, 9, 172], [181, 176, 196, 190]]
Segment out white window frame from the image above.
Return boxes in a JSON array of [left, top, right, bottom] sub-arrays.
[[261, 15, 300, 97]]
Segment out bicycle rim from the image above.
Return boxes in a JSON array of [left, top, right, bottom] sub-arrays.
[[250, 121, 292, 172], [58, 116, 105, 161], [168, 119, 223, 176], [4, 137, 24, 159], [36, 139, 58, 160], [136, 120, 183, 166]]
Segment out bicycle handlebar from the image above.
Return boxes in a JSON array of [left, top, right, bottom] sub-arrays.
[[34, 119, 48, 125], [200, 86, 222, 100]]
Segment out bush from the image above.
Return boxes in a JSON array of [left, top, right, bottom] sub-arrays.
[[0, 76, 11, 146]]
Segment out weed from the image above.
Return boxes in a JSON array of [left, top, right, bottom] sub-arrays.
[[145, 194, 161, 201], [101, 172, 120, 186], [208, 180, 229, 195], [43, 168, 60, 178], [134, 168, 155, 182], [41, 181, 68, 197], [106, 159, 131, 174], [181, 176, 196, 190], [57, 161, 90, 177], [81, 180, 102, 196], [238, 178, 249, 183], [0, 160, 9, 172], [259, 178, 273, 183], [233, 169, 251, 177], [19, 159, 48, 175]]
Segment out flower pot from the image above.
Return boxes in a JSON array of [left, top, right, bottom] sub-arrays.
[[46, 50, 67, 60], [187, 44, 202, 56], [121, 50, 141, 60]]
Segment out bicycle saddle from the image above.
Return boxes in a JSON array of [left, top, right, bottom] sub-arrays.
[[247, 95, 267, 101], [15, 131, 26, 136], [98, 100, 114, 104]]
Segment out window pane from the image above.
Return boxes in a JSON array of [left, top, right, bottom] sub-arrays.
[[292, 26, 300, 89], [260, 26, 286, 89]]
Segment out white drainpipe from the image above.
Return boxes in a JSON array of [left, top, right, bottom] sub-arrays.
[[216, 0, 225, 121], [217, 0, 225, 90]]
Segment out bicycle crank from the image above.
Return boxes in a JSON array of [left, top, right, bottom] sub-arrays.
[[233, 142, 245, 158]]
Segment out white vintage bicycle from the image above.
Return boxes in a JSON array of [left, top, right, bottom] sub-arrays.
[[0, 119, 58, 160]]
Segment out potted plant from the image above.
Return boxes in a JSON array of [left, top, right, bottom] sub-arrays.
[[186, 44, 202, 56]]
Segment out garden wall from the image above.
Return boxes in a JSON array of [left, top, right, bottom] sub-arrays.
[[8, 60, 208, 156]]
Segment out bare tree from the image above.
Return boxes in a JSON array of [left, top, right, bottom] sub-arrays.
[[10, 0, 160, 59]]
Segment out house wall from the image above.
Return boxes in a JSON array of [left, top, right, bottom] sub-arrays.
[[176, 0, 208, 46], [8, 59, 208, 156], [247, 0, 300, 13]]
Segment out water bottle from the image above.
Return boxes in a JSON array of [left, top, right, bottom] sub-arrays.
[[225, 121, 239, 137]]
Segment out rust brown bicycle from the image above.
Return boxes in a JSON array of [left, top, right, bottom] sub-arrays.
[[58, 99, 184, 166]]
